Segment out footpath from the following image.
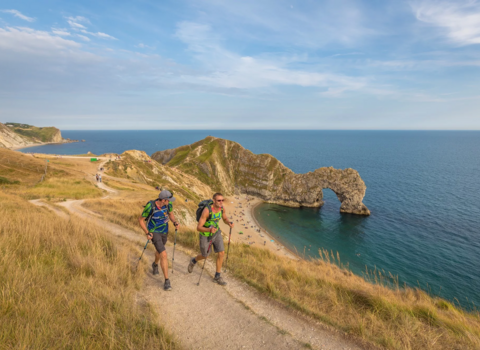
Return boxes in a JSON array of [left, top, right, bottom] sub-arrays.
[[31, 164, 365, 350]]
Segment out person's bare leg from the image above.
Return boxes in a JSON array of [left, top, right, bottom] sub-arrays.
[[159, 251, 169, 279], [216, 251, 224, 273], [195, 254, 206, 261]]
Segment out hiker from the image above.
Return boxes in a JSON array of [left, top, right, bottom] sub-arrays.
[[138, 190, 180, 291], [98, 174, 102, 183], [95, 174, 99, 182], [188, 193, 233, 286]]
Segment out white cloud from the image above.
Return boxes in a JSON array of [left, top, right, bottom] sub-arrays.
[[92, 32, 117, 40], [52, 28, 71, 36], [65, 16, 117, 40], [77, 34, 90, 42], [135, 43, 154, 49], [66, 16, 89, 30], [412, 0, 480, 45], [0, 26, 183, 95], [187, 0, 375, 49], [1, 9, 34, 22], [67, 20, 86, 29], [0, 27, 80, 54], [175, 21, 366, 92]]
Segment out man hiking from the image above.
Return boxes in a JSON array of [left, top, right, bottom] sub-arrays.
[[139, 190, 180, 291], [188, 193, 234, 286]]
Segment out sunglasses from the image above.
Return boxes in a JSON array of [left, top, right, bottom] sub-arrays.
[[216, 199, 224, 202]]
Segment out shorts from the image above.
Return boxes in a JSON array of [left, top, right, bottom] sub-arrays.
[[151, 232, 168, 254], [199, 231, 224, 257]]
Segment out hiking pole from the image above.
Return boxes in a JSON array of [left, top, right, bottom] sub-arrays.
[[134, 239, 150, 273], [197, 234, 216, 286], [172, 228, 177, 274], [224, 226, 232, 272]]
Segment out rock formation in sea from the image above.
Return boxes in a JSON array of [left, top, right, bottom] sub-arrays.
[[152, 136, 370, 215]]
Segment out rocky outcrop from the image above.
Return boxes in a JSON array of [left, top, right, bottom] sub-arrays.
[[0, 122, 75, 149], [104, 149, 213, 202], [0, 123, 35, 148], [152, 137, 370, 215], [51, 129, 63, 143]]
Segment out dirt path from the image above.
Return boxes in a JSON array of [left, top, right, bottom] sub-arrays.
[[30, 180, 366, 350]]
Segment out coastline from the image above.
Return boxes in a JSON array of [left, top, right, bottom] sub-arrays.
[[222, 195, 298, 260], [11, 140, 78, 151], [250, 200, 302, 260]]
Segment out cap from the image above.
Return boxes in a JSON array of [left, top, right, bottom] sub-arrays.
[[158, 190, 176, 202]]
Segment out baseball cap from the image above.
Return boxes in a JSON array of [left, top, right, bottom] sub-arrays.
[[158, 190, 176, 202]]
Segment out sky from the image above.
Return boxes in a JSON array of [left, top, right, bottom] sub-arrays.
[[1, 0, 480, 130]]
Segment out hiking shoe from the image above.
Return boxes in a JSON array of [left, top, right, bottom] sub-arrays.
[[152, 262, 159, 275], [164, 279, 172, 291], [188, 260, 195, 273], [213, 276, 227, 286]]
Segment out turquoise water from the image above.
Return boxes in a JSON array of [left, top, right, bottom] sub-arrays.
[[20, 130, 480, 308]]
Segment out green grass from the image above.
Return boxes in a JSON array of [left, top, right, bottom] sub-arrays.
[[10, 126, 59, 142], [0, 176, 20, 185]]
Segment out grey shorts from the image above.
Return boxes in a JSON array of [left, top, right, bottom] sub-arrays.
[[151, 232, 168, 254], [199, 231, 224, 257]]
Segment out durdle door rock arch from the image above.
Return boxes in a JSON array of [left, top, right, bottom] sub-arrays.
[[152, 136, 370, 216]]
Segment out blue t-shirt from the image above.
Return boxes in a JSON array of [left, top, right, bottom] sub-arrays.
[[142, 201, 173, 234]]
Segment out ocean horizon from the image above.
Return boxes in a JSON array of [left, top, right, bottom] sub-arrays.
[[19, 130, 480, 309]]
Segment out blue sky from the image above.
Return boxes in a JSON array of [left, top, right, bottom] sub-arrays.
[[1, 0, 480, 129]]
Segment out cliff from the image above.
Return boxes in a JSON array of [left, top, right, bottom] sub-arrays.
[[104, 149, 213, 203], [0, 122, 68, 149], [152, 136, 370, 215]]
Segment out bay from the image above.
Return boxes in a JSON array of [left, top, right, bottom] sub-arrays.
[[19, 130, 480, 308]]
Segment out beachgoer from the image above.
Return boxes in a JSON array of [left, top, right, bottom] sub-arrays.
[[187, 193, 233, 286], [138, 190, 180, 291]]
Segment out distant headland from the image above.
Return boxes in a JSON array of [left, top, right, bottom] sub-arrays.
[[0, 122, 78, 149]]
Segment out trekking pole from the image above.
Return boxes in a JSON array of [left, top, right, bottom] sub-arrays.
[[134, 239, 150, 273], [224, 226, 232, 272], [197, 234, 216, 286], [172, 228, 177, 274]]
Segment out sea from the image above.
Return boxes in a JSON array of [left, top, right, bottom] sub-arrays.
[[19, 130, 480, 309]]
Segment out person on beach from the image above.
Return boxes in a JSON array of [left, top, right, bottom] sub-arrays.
[[187, 193, 234, 286], [138, 190, 180, 291]]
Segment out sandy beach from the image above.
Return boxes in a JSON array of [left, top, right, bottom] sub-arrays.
[[220, 195, 298, 260]]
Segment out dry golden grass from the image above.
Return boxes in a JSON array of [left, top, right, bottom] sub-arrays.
[[82, 195, 198, 234], [0, 148, 104, 200], [0, 192, 177, 349], [85, 198, 480, 350], [21, 177, 104, 200]]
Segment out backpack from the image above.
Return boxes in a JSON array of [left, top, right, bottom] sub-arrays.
[[196, 199, 224, 222]]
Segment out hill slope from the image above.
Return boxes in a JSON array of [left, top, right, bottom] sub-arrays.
[[152, 136, 370, 215], [0, 122, 66, 149]]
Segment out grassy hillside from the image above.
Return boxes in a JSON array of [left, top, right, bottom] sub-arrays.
[[0, 192, 177, 349], [84, 198, 480, 350], [155, 137, 233, 192], [104, 150, 212, 203], [0, 148, 103, 200], [5, 122, 61, 143]]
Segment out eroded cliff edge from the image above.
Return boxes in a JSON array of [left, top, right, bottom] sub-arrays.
[[152, 136, 370, 215], [0, 122, 74, 149]]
